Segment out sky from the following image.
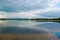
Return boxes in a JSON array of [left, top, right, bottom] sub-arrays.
[[0, 0, 60, 18]]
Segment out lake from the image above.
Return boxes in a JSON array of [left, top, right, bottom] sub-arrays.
[[0, 20, 60, 40]]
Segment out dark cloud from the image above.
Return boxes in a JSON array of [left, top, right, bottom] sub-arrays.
[[0, 0, 49, 12]]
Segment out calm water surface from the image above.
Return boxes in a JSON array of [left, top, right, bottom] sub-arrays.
[[0, 20, 60, 39]]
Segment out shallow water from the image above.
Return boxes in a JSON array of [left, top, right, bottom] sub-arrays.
[[0, 20, 60, 40]]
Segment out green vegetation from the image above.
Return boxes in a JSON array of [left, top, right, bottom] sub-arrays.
[[0, 18, 60, 20], [0, 18, 60, 22]]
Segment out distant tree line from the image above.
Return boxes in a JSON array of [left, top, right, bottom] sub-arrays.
[[0, 18, 60, 20]]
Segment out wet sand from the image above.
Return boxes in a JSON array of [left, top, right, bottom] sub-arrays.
[[0, 33, 58, 40]]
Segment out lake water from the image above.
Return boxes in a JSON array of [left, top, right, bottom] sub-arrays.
[[0, 20, 60, 40]]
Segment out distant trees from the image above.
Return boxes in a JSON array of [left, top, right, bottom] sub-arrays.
[[0, 18, 60, 20]]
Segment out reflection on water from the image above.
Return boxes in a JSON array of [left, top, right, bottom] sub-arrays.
[[0, 20, 60, 40]]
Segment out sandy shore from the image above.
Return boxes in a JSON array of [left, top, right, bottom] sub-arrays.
[[0, 33, 58, 40]]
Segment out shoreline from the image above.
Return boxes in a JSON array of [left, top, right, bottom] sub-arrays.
[[0, 34, 58, 40]]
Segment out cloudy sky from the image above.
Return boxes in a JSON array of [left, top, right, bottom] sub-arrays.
[[0, 0, 60, 18]]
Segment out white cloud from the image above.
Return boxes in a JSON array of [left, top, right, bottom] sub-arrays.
[[0, 11, 37, 18], [48, 0, 58, 7], [50, 0, 60, 7], [0, 12, 6, 18], [0, 0, 60, 18], [0, 7, 60, 18]]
